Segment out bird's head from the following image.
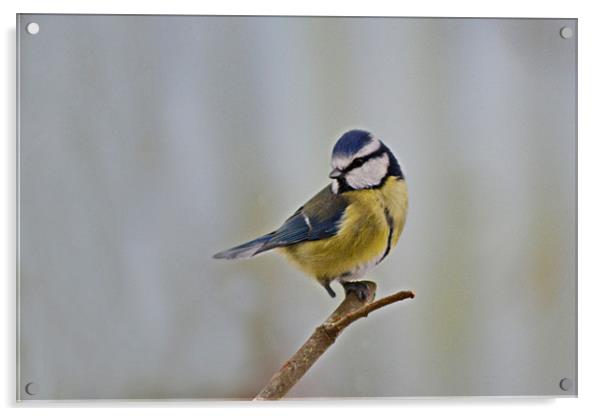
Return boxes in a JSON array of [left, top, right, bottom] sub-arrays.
[[329, 129, 403, 193]]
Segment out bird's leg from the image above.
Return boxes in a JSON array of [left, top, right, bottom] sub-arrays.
[[340, 281, 371, 301], [321, 280, 336, 298]]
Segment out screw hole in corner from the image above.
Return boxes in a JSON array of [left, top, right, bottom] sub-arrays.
[[559, 377, 573, 392], [26, 22, 40, 35], [560, 26, 573, 39], [24, 382, 36, 396]]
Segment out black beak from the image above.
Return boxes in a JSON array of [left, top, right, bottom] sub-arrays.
[[329, 168, 343, 179]]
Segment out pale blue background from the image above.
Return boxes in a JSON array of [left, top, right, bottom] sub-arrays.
[[18, 15, 576, 399]]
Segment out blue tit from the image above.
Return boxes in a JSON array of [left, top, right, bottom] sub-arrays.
[[213, 129, 408, 299]]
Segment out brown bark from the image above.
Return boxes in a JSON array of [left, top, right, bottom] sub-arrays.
[[254, 281, 415, 400]]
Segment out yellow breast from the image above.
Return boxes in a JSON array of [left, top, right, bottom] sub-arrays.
[[281, 177, 408, 283]]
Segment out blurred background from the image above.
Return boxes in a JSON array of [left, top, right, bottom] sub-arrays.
[[18, 15, 576, 399]]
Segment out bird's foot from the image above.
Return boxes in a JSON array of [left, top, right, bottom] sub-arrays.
[[340, 281, 371, 302], [322, 280, 336, 298]]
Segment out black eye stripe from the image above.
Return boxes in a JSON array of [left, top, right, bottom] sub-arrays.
[[342, 145, 386, 173]]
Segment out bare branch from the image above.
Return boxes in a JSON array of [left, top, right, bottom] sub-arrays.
[[254, 281, 415, 400]]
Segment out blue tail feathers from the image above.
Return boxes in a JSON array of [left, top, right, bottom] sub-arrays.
[[212, 234, 274, 260]]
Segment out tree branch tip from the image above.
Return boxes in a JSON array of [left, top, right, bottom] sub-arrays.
[[254, 285, 416, 400]]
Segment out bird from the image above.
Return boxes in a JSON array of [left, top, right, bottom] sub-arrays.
[[213, 129, 408, 299]]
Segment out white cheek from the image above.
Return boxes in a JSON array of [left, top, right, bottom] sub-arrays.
[[345, 154, 389, 189]]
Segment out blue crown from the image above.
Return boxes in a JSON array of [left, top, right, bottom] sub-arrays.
[[332, 130, 373, 157]]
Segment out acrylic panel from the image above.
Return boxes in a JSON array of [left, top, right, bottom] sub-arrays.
[[17, 15, 577, 400]]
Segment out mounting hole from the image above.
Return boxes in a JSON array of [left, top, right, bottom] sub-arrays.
[[24, 382, 37, 396], [560, 26, 573, 39], [559, 377, 573, 391], [26, 22, 40, 35]]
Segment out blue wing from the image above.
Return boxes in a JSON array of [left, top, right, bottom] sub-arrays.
[[254, 185, 348, 253], [213, 185, 348, 259]]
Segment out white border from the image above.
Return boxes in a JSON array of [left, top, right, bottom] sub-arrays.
[[3, 1, 601, 414]]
